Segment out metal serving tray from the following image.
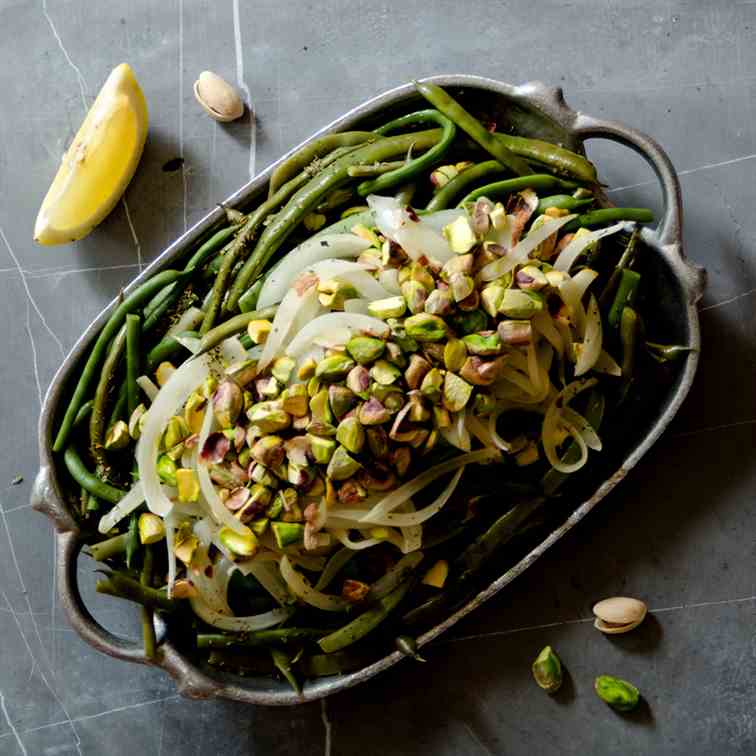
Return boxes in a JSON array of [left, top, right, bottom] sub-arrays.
[[32, 75, 705, 705]]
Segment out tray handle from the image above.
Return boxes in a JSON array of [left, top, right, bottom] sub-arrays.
[[573, 115, 706, 304]]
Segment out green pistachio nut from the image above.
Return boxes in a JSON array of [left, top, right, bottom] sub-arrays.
[[251, 435, 285, 468], [372, 385, 404, 413], [594, 676, 640, 712], [201, 375, 219, 400], [271, 356, 296, 384], [405, 313, 447, 342], [407, 262, 435, 290], [460, 356, 505, 386], [298, 357, 317, 380], [357, 397, 391, 425], [287, 461, 315, 488], [498, 289, 545, 319], [351, 223, 382, 248], [309, 388, 334, 424], [443, 215, 477, 254], [462, 332, 502, 356], [366, 426, 389, 458], [128, 403, 147, 440], [315, 354, 356, 382], [335, 416, 365, 454], [317, 278, 359, 309], [306, 419, 337, 437], [162, 416, 189, 452], [138, 513, 165, 545], [308, 434, 337, 464], [449, 272, 475, 303], [176, 468, 200, 502], [213, 380, 243, 428], [473, 392, 497, 416], [408, 394, 431, 422], [237, 447, 251, 467], [405, 353, 431, 390], [281, 383, 308, 417], [443, 338, 468, 371], [390, 446, 412, 477], [346, 335, 385, 365], [246, 401, 291, 433], [423, 287, 454, 316], [104, 420, 130, 451], [449, 308, 487, 335], [441, 253, 474, 282], [516, 265, 549, 291], [285, 436, 310, 466], [255, 375, 280, 399], [401, 280, 428, 314], [471, 197, 493, 236], [420, 368, 444, 403], [387, 318, 419, 352], [219, 526, 259, 558], [497, 320, 532, 345], [271, 521, 305, 549], [443, 372, 473, 412], [226, 358, 258, 387], [480, 284, 506, 318], [326, 445, 362, 481], [306, 375, 321, 397], [384, 341, 407, 368], [545, 269, 568, 288], [156, 454, 177, 486], [250, 517, 269, 536], [345, 365, 370, 396], [488, 202, 508, 232], [250, 463, 277, 488], [328, 385, 357, 420], [532, 646, 563, 694], [368, 296, 407, 320], [184, 391, 207, 435], [370, 359, 402, 386]]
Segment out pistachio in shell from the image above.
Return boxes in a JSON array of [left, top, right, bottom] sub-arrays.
[[592, 597, 648, 635], [193, 70, 244, 122]]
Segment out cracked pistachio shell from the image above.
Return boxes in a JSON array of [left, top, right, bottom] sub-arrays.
[[194, 71, 244, 122], [592, 597, 648, 634]]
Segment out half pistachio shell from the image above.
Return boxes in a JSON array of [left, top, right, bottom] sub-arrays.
[[193, 71, 244, 122], [592, 596, 648, 634]]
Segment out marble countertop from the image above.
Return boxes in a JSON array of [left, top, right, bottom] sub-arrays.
[[0, 1, 753, 754]]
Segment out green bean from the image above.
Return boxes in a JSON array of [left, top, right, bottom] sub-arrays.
[[620, 307, 639, 403], [108, 382, 128, 429], [542, 390, 605, 496], [194, 305, 278, 358], [53, 269, 188, 452], [207, 649, 274, 674], [347, 160, 406, 178], [239, 333, 253, 350], [125, 513, 140, 569], [357, 110, 457, 196], [426, 160, 508, 211], [141, 545, 156, 659], [73, 399, 94, 428], [87, 533, 129, 561], [96, 571, 178, 612], [316, 187, 356, 212], [300, 650, 370, 677], [86, 495, 100, 513], [645, 341, 695, 363], [313, 209, 374, 238], [90, 325, 127, 470], [145, 335, 183, 371], [563, 208, 654, 233], [125, 314, 141, 415], [63, 446, 125, 504], [226, 129, 443, 312], [238, 278, 264, 314], [457, 174, 581, 206], [535, 195, 594, 215], [196, 628, 326, 650], [414, 81, 532, 176], [340, 205, 370, 219], [608, 269, 641, 328], [318, 578, 415, 654], [314, 547, 356, 591], [495, 132, 598, 183], [270, 648, 301, 694], [79, 487, 89, 518], [599, 230, 639, 308], [394, 182, 417, 206], [268, 131, 377, 198]]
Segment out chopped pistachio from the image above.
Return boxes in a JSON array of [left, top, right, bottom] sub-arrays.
[[401, 280, 428, 314], [386, 318, 419, 353], [405, 313, 447, 342], [441, 253, 474, 281], [128, 403, 147, 440], [284, 436, 310, 466], [250, 518, 270, 536], [405, 353, 431, 390], [318, 278, 359, 309], [219, 526, 259, 558], [358, 397, 391, 425], [156, 454, 177, 486], [389, 446, 412, 477], [516, 265, 549, 291], [226, 358, 258, 387], [287, 462, 315, 488], [373, 385, 405, 413], [250, 435, 285, 467], [308, 434, 337, 464], [176, 468, 200, 502], [443, 372, 473, 412], [460, 355, 505, 386], [309, 388, 334, 425], [281, 383, 309, 417], [498, 289, 545, 319], [255, 375, 281, 399], [545, 269, 568, 288], [292, 413, 310, 431], [458, 289, 480, 312], [357, 465, 397, 492], [471, 198, 493, 236], [306, 376, 322, 397], [351, 223, 381, 248], [480, 284, 506, 318], [297, 357, 317, 380], [212, 380, 243, 428], [449, 272, 475, 302], [328, 385, 356, 420], [326, 445, 362, 481], [345, 365, 370, 396], [443, 338, 467, 372], [443, 215, 477, 254], [497, 320, 532, 346], [304, 212, 327, 231], [174, 527, 199, 565], [271, 521, 305, 548], [406, 262, 435, 290], [370, 359, 402, 386], [104, 420, 130, 450], [155, 361, 175, 387], [250, 463, 278, 488], [242, 389, 254, 413], [420, 368, 444, 402], [346, 335, 385, 365], [271, 356, 296, 384], [138, 513, 165, 545], [532, 646, 563, 694], [594, 675, 640, 711], [201, 376, 218, 400], [183, 393, 206, 435], [246, 401, 290, 433], [422, 559, 449, 588], [306, 419, 337, 437], [433, 405, 451, 429], [462, 332, 503, 356], [407, 394, 431, 423], [449, 308, 488, 335], [423, 287, 454, 316], [368, 296, 407, 320], [369, 526, 392, 540], [365, 426, 389, 458], [382, 341, 405, 368], [246, 319, 272, 345], [315, 354, 355, 382]]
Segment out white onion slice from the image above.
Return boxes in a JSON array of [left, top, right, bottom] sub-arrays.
[[279, 555, 351, 611], [557, 277, 588, 335], [421, 208, 466, 232], [488, 410, 514, 453], [553, 221, 632, 272], [561, 407, 603, 451], [136, 356, 210, 517], [189, 599, 292, 631], [167, 306, 204, 337], [378, 267, 401, 295], [361, 450, 496, 522], [196, 403, 251, 535], [439, 411, 471, 451], [291, 258, 390, 305], [174, 333, 201, 355], [593, 349, 622, 376], [478, 214, 576, 281], [571, 268, 599, 301], [97, 481, 145, 534], [367, 194, 454, 263], [286, 313, 389, 358], [164, 512, 177, 598], [574, 295, 602, 376], [532, 311, 563, 356], [343, 298, 370, 315], [219, 335, 248, 366], [466, 412, 497, 449], [190, 544, 233, 615], [329, 528, 382, 550], [136, 375, 159, 402], [257, 235, 371, 308]]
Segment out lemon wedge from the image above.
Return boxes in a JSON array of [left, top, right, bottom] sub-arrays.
[[34, 63, 148, 246]]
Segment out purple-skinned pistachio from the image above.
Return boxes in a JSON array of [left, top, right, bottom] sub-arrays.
[[251, 435, 285, 467], [200, 432, 231, 464], [337, 478, 368, 505], [471, 198, 493, 236], [212, 380, 243, 428], [346, 364, 370, 396], [497, 320, 533, 346], [390, 446, 412, 477], [357, 397, 391, 425], [225, 486, 250, 511], [405, 353, 431, 390], [284, 436, 311, 466]]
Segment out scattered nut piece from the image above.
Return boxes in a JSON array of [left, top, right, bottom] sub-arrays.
[[592, 596, 647, 635], [193, 71, 244, 122]]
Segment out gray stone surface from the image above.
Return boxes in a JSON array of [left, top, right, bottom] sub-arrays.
[[0, 1, 754, 754]]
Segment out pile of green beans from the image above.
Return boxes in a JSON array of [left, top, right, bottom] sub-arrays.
[[54, 80, 665, 687]]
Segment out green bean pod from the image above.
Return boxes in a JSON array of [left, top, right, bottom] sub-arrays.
[[563, 208, 654, 233], [414, 80, 533, 175], [238, 278, 264, 314], [535, 194, 594, 215], [196, 628, 326, 650], [194, 305, 277, 357], [87, 533, 129, 561], [495, 132, 598, 183], [457, 174, 581, 206], [125, 314, 141, 415], [96, 571, 177, 612], [141, 545, 157, 659], [426, 160, 508, 211], [270, 648, 301, 694], [619, 307, 639, 402], [63, 446, 125, 504], [608, 269, 642, 328]]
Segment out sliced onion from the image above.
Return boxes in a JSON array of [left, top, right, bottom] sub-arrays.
[[190, 544, 233, 615], [574, 295, 602, 376], [189, 599, 292, 631], [488, 410, 514, 453], [557, 277, 588, 335], [478, 214, 576, 281], [286, 313, 389, 358], [164, 512, 177, 598], [196, 402, 251, 535], [532, 311, 563, 356], [343, 298, 370, 315], [329, 528, 382, 550], [594, 349, 622, 376], [97, 481, 145, 534], [257, 235, 371, 308], [359, 468, 464, 527], [421, 208, 466, 232], [439, 411, 471, 451], [243, 560, 293, 606], [167, 306, 204, 337], [367, 194, 454, 263], [556, 319, 574, 363], [571, 268, 599, 301], [368, 552, 424, 600], [259, 283, 320, 371], [136, 375, 159, 402], [174, 333, 201, 355], [498, 366, 538, 397], [219, 335, 249, 366], [553, 221, 632, 272], [361, 450, 497, 522], [561, 407, 602, 451], [398, 502, 422, 554], [136, 356, 210, 517], [279, 555, 351, 611], [378, 267, 400, 295], [300, 258, 390, 304], [465, 412, 496, 449]]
